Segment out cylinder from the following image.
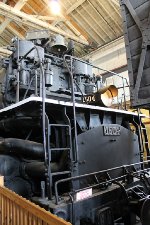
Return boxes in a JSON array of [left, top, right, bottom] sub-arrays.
[[20, 70, 30, 86], [87, 64, 93, 77], [73, 60, 93, 76], [14, 40, 34, 59], [73, 60, 87, 75], [14, 40, 44, 61], [85, 84, 95, 94]]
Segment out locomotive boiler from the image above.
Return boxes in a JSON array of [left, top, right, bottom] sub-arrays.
[[0, 27, 150, 225]]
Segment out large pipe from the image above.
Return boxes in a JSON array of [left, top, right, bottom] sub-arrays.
[[0, 138, 44, 159], [24, 162, 61, 178], [0, 138, 68, 177], [0, 117, 40, 132], [24, 149, 68, 178]]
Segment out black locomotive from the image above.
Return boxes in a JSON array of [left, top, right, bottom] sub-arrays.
[[0, 12, 150, 224]]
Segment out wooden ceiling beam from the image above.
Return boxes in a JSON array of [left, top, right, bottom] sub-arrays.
[[43, 0, 89, 42], [75, 10, 101, 44], [52, 14, 87, 39], [30, 15, 64, 21], [0, 2, 89, 45], [0, 38, 8, 46], [14, 0, 28, 10], [97, 0, 122, 34], [66, 0, 86, 14], [0, 0, 28, 39], [84, 1, 108, 42], [111, 0, 120, 7], [65, 20, 82, 37], [0, 35, 9, 45], [70, 13, 97, 44], [0, 18, 11, 34], [7, 26, 24, 39], [65, 15, 89, 40], [51, 15, 88, 40], [0, 47, 12, 56], [0, 17, 24, 39], [108, 0, 121, 17]]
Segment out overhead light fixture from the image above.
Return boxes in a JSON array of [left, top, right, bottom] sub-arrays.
[[50, 0, 61, 15]]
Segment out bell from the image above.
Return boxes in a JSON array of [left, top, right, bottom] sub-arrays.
[[51, 35, 67, 54], [95, 85, 118, 107]]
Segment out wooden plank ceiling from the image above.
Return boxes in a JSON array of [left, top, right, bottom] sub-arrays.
[[0, 0, 123, 56]]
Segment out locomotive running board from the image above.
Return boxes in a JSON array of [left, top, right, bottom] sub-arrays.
[[0, 96, 139, 117], [0, 185, 71, 225]]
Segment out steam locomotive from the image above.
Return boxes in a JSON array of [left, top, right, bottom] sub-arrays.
[[0, 31, 150, 225]]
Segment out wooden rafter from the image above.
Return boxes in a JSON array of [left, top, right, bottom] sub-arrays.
[[30, 15, 65, 21], [0, 17, 24, 39], [0, 2, 89, 45], [65, 15, 89, 40], [66, 0, 87, 14], [75, 9, 101, 44], [87, 0, 111, 41], [0, 47, 12, 56], [0, 0, 28, 39], [111, 0, 120, 7], [42, 0, 89, 42], [97, 0, 122, 34], [108, 0, 122, 18], [70, 13, 96, 44]]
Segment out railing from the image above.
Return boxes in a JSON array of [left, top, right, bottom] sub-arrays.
[[54, 160, 150, 204], [64, 54, 129, 110], [0, 185, 71, 225]]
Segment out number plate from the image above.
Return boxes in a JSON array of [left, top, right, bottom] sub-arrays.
[[76, 188, 92, 201], [82, 95, 95, 103], [103, 126, 121, 136]]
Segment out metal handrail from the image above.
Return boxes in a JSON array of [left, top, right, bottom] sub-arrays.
[[54, 160, 150, 204]]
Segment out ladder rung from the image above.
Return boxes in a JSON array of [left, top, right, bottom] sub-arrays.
[[52, 171, 71, 176], [50, 148, 71, 151], [49, 124, 70, 127]]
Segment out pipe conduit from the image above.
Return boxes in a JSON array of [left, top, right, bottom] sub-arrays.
[[0, 138, 44, 159]]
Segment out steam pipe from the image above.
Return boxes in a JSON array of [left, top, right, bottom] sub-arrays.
[[23, 149, 68, 178], [0, 138, 68, 178], [0, 138, 44, 159], [24, 162, 61, 178]]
